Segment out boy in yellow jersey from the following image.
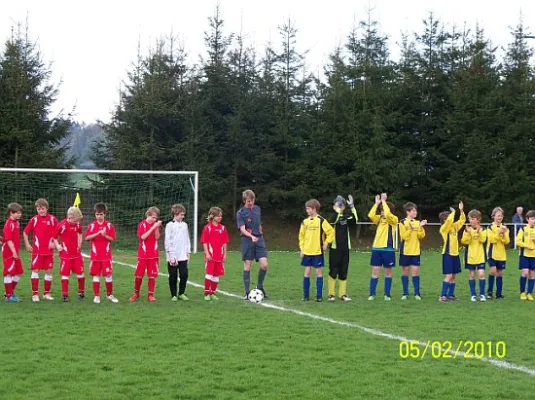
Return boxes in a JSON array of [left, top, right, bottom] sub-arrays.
[[298, 199, 335, 302], [461, 209, 488, 302], [368, 193, 398, 301], [438, 201, 465, 302], [398, 202, 427, 300], [516, 210, 535, 300], [486, 207, 509, 299]]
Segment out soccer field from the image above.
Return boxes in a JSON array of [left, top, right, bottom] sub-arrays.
[[0, 250, 534, 400]]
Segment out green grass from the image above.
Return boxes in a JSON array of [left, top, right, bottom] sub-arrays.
[[0, 249, 534, 400]]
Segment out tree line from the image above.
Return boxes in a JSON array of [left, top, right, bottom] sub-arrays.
[[1, 8, 534, 223]]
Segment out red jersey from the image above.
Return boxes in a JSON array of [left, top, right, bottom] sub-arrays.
[[200, 222, 229, 263], [85, 220, 116, 261], [137, 220, 159, 259], [54, 219, 82, 259], [2, 218, 20, 259], [24, 214, 58, 255]]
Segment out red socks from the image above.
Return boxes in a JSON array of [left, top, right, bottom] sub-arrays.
[[148, 278, 156, 295]]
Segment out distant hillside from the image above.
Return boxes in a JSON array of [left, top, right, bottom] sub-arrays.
[[62, 122, 104, 169]]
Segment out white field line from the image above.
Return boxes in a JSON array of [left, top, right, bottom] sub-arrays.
[[100, 255, 535, 377]]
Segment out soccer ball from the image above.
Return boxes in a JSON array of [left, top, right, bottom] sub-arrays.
[[248, 289, 264, 304]]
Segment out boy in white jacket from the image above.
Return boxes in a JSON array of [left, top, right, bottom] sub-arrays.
[[165, 204, 191, 301]]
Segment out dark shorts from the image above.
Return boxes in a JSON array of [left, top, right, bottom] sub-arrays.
[[240, 236, 268, 261], [442, 254, 461, 275], [519, 256, 535, 270], [301, 255, 324, 268], [370, 250, 396, 268], [488, 259, 506, 270], [465, 263, 485, 271], [399, 255, 421, 267]]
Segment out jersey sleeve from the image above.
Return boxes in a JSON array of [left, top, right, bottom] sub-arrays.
[[322, 218, 335, 245], [84, 222, 94, 239], [367, 204, 380, 225], [223, 225, 230, 244], [108, 223, 116, 240], [137, 222, 145, 238], [3, 222, 14, 242], [200, 225, 209, 244], [23, 217, 35, 235], [236, 209, 245, 229], [398, 220, 410, 241], [382, 202, 399, 225], [453, 211, 466, 232]]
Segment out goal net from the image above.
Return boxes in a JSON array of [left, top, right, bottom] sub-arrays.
[[0, 168, 199, 253]]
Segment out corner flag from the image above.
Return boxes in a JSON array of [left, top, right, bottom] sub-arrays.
[[73, 192, 81, 208]]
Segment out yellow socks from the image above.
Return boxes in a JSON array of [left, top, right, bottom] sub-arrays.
[[328, 276, 336, 296]]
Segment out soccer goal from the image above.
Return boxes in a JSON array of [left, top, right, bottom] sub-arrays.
[[0, 168, 199, 253]]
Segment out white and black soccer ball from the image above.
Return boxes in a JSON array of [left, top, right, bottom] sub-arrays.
[[248, 289, 264, 304]]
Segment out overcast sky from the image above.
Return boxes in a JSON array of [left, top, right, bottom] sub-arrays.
[[1, 0, 534, 123]]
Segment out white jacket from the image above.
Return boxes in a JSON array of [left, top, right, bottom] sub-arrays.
[[164, 220, 191, 262]]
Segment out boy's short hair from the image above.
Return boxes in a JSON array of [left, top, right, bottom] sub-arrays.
[[378, 202, 395, 214], [67, 206, 83, 220], [35, 198, 49, 209], [145, 206, 160, 218], [526, 210, 535, 219], [403, 202, 417, 213], [491, 207, 504, 218], [305, 199, 321, 212], [7, 202, 22, 215], [242, 190, 255, 202], [468, 209, 482, 220], [171, 204, 186, 216], [207, 206, 223, 222], [439, 211, 450, 223], [94, 202, 108, 214]]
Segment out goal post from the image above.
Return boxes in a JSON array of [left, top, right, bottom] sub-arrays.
[[0, 168, 199, 253]]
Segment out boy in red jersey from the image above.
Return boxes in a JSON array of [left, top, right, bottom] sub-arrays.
[[53, 207, 85, 302], [130, 206, 162, 302], [85, 202, 118, 304], [23, 198, 58, 302], [3, 202, 24, 302], [200, 207, 229, 301]]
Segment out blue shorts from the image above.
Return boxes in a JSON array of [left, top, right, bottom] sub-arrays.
[[442, 254, 461, 275], [399, 255, 420, 267], [301, 255, 324, 268], [370, 250, 396, 268], [519, 256, 535, 270], [488, 259, 506, 270], [465, 263, 485, 271], [240, 236, 268, 261]]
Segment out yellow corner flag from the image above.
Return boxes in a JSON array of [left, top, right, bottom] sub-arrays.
[[73, 192, 81, 208]]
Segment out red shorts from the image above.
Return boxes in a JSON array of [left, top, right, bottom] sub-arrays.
[[31, 254, 54, 271], [3, 258, 24, 276], [60, 257, 84, 276], [89, 260, 113, 276], [135, 259, 159, 278], [205, 261, 225, 277]]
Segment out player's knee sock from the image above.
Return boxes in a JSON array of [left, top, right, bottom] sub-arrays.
[[496, 277, 503, 296], [316, 276, 323, 298], [528, 279, 535, 294], [441, 281, 449, 297], [105, 276, 113, 296], [369, 278, 378, 296], [61, 277, 69, 296], [204, 274, 212, 295], [210, 276, 219, 293], [328, 276, 336, 296], [12, 275, 20, 292], [77, 274, 85, 294], [93, 276, 100, 296], [448, 283, 456, 297], [44, 274, 52, 295], [148, 278, 156, 296], [401, 275, 409, 295], [31, 271, 39, 296], [384, 277, 392, 297], [488, 275, 495, 293], [243, 270, 250, 294], [303, 277, 310, 298], [134, 277, 143, 294], [339, 279, 347, 297], [257, 268, 267, 289], [469, 279, 476, 296], [4, 276, 13, 298], [520, 276, 527, 293], [412, 276, 420, 295], [479, 279, 485, 296]]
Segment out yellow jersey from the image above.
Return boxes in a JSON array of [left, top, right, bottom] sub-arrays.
[[299, 215, 335, 256], [516, 225, 535, 258], [399, 218, 425, 256], [486, 223, 510, 261], [439, 210, 466, 256], [461, 227, 487, 265], [368, 201, 399, 249]]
